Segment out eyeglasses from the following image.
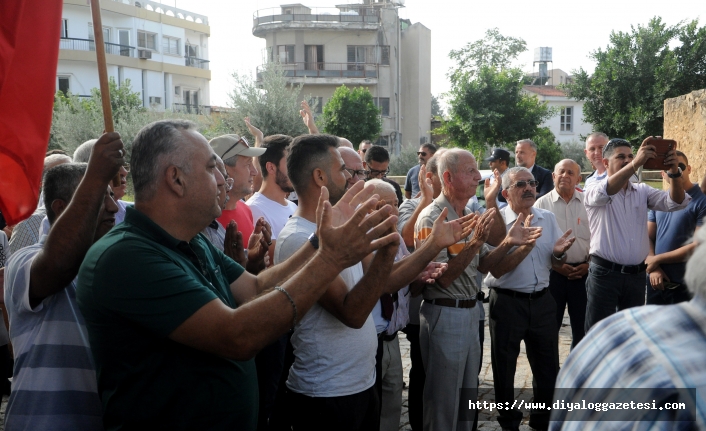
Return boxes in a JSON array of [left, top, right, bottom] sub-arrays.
[[366, 168, 390, 178], [360, 148, 368, 153], [345, 168, 367, 179], [508, 180, 539, 189], [224, 177, 234, 192], [222, 137, 250, 159], [602, 138, 631, 158], [417, 151, 427, 157]]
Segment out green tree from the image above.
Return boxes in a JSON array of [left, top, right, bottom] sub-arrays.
[[320, 85, 381, 148], [448, 28, 527, 85], [532, 127, 563, 170], [565, 17, 706, 145], [431, 94, 444, 118], [222, 62, 309, 139]]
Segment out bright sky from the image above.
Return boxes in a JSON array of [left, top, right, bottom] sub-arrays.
[[166, 0, 703, 107]]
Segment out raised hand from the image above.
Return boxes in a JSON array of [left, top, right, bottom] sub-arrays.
[[418, 261, 448, 284], [484, 169, 502, 201], [329, 180, 379, 228], [243, 117, 264, 146], [633, 137, 657, 168], [466, 209, 496, 247], [506, 213, 542, 246], [428, 207, 478, 250], [300, 100, 319, 134], [224, 221, 247, 267], [553, 229, 575, 256], [316, 186, 399, 270], [87, 132, 124, 185], [418, 165, 433, 204], [247, 218, 271, 265]]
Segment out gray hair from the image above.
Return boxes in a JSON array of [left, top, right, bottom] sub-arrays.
[[131, 119, 197, 201], [586, 132, 609, 145], [685, 225, 706, 298], [426, 148, 447, 176], [43, 163, 88, 225], [73, 139, 98, 163], [365, 178, 396, 198], [502, 166, 534, 190], [438, 148, 473, 178], [516, 139, 537, 152]]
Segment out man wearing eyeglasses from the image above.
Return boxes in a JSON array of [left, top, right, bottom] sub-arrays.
[[364, 145, 404, 207], [404, 143, 438, 199], [645, 151, 706, 305], [339, 147, 367, 188], [583, 137, 690, 332]]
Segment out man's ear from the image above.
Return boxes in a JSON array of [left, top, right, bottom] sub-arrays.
[[312, 167, 327, 188], [266, 161, 277, 177], [165, 165, 186, 197], [501, 189, 509, 199], [50, 199, 68, 220]]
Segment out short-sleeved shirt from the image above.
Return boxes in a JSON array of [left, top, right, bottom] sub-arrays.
[[217, 203, 254, 244], [415, 193, 489, 300], [76, 207, 255, 431], [245, 192, 297, 240], [4, 236, 103, 431], [648, 184, 706, 284], [405, 164, 421, 196], [484, 206, 563, 293]]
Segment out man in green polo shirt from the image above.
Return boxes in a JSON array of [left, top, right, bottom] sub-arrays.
[[76, 120, 401, 431]]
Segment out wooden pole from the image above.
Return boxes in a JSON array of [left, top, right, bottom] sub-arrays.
[[90, 0, 121, 188]]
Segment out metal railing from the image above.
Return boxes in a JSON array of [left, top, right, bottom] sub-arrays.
[[253, 7, 380, 28], [172, 103, 211, 115], [110, 0, 209, 25], [185, 56, 210, 70], [59, 37, 136, 58], [257, 62, 378, 80]]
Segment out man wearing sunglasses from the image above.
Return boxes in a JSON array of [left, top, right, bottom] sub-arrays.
[[364, 145, 404, 207], [583, 137, 690, 332], [404, 143, 438, 199], [646, 151, 706, 304]]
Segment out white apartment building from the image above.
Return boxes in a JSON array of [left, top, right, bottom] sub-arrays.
[[523, 85, 593, 144], [252, 0, 431, 154], [58, 0, 211, 114]]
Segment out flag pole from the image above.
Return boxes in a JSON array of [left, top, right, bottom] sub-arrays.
[[89, 0, 121, 188]]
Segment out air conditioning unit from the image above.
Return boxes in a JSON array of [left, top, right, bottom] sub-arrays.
[[138, 49, 152, 59], [149, 96, 162, 105]]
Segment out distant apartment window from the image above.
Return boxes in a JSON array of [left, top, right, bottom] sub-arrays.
[[375, 136, 388, 147], [185, 44, 199, 58], [277, 45, 295, 64], [137, 31, 157, 51], [58, 76, 70, 95], [305, 45, 324, 70], [61, 19, 68, 38], [560, 107, 573, 132], [374, 97, 390, 116], [163, 36, 180, 56], [380, 46, 390, 65], [347, 45, 375, 64]]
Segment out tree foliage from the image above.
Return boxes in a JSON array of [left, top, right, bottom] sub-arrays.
[[320, 85, 381, 148], [431, 94, 444, 118], [448, 28, 527, 85], [222, 62, 310, 139], [532, 127, 563, 170], [565, 17, 706, 145]]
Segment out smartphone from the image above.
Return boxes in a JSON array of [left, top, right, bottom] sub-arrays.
[[663, 282, 681, 290], [642, 137, 677, 170]]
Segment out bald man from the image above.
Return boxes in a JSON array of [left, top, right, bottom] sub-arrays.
[[339, 147, 366, 189]]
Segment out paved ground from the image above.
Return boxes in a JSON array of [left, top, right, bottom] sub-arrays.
[[398, 299, 574, 431]]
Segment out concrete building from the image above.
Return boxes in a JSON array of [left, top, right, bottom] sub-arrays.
[[522, 85, 593, 145], [57, 0, 211, 113], [252, 0, 431, 155]]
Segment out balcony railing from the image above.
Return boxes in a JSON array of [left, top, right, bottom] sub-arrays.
[[173, 103, 211, 115], [185, 56, 210, 70], [257, 62, 379, 80], [59, 37, 136, 58], [253, 7, 380, 29]]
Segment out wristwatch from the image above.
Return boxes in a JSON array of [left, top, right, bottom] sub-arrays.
[[666, 167, 682, 179], [308, 232, 319, 250], [552, 252, 566, 261]]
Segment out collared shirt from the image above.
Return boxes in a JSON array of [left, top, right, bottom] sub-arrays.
[[484, 206, 563, 293], [550, 295, 706, 429], [415, 193, 489, 300], [8, 208, 46, 255], [76, 207, 255, 430], [583, 170, 606, 189], [534, 189, 590, 264], [201, 220, 227, 252], [584, 177, 691, 265]]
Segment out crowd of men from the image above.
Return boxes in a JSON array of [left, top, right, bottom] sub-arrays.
[[0, 105, 705, 431]]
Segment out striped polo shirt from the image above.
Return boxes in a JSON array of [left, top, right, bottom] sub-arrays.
[[4, 236, 103, 431], [414, 193, 489, 301]]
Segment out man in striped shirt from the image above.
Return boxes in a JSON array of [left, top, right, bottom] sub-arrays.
[[4, 133, 124, 431]]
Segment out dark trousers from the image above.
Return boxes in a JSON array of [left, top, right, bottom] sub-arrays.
[[403, 324, 425, 431], [255, 333, 290, 431], [289, 385, 380, 431], [267, 335, 294, 431], [489, 289, 559, 431], [584, 262, 645, 333], [548, 269, 587, 349], [646, 278, 692, 305]]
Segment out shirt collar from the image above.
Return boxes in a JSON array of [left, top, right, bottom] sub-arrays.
[[123, 206, 184, 250], [549, 188, 582, 203], [503, 205, 544, 225], [434, 193, 465, 219]]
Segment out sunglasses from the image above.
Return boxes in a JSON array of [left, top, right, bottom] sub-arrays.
[[222, 137, 250, 159], [361, 148, 368, 153], [417, 151, 427, 157], [508, 180, 539, 189], [345, 168, 367, 180]]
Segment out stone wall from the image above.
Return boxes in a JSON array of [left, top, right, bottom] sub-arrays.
[[663, 89, 706, 187]]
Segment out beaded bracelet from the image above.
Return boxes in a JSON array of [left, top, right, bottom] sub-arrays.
[[274, 286, 297, 331]]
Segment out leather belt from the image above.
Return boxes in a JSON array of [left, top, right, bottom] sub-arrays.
[[493, 287, 547, 300], [378, 332, 397, 342], [590, 254, 646, 274], [428, 298, 476, 308]]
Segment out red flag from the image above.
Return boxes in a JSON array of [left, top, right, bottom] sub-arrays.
[[0, 0, 63, 225]]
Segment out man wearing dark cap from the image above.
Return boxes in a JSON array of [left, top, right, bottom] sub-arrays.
[[210, 134, 266, 245], [485, 148, 511, 208]]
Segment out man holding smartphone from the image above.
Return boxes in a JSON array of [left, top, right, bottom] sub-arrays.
[[584, 137, 691, 332], [646, 151, 706, 304]]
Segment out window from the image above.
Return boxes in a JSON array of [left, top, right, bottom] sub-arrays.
[[277, 45, 295, 63], [185, 44, 199, 57], [61, 19, 68, 38], [137, 31, 157, 50], [347, 45, 375, 64], [375, 136, 388, 147], [380, 46, 390, 65], [118, 29, 131, 56], [58, 76, 70, 95], [305, 45, 323, 70], [374, 97, 390, 116], [560, 107, 573, 132], [163, 36, 180, 56]]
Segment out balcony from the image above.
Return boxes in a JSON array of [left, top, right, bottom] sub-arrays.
[[257, 62, 378, 84], [253, 7, 379, 36], [172, 103, 211, 115], [185, 56, 210, 70], [59, 37, 136, 57]]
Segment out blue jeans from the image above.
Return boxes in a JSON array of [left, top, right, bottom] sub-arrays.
[[584, 262, 645, 333]]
